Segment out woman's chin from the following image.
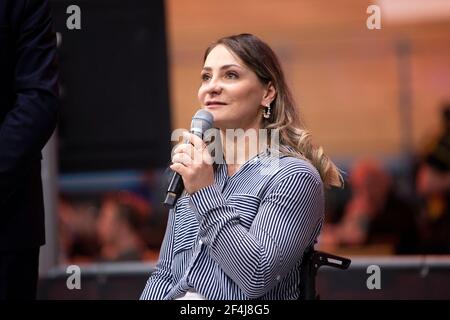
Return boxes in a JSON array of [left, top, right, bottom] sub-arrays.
[[206, 111, 242, 130], [213, 121, 239, 131], [211, 118, 228, 130], [207, 111, 225, 125]]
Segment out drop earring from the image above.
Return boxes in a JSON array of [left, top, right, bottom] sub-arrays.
[[263, 103, 271, 119]]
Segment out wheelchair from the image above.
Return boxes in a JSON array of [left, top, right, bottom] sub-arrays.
[[299, 247, 351, 300]]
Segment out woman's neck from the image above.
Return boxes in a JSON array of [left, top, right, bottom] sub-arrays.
[[220, 126, 265, 176]]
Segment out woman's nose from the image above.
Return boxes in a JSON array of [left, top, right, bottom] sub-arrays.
[[205, 77, 222, 95]]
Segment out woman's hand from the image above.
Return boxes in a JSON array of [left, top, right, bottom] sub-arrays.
[[170, 131, 214, 194]]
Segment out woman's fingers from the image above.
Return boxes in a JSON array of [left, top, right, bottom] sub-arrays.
[[172, 152, 192, 166], [183, 132, 207, 151], [173, 133, 213, 166], [173, 143, 193, 158], [169, 162, 187, 176], [170, 132, 215, 194]]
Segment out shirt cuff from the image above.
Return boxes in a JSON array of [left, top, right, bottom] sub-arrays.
[[189, 184, 226, 217]]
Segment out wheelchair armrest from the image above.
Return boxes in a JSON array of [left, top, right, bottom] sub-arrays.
[[299, 249, 351, 300], [312, 250, 351, 271]]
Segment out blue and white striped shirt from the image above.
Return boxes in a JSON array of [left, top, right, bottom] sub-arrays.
[[140, 150, 324, 300]]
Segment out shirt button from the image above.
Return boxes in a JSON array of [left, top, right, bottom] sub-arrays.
[[199, 239, 203, 245], [276, 275, 281, 281]]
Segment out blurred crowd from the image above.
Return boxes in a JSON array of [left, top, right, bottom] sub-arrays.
[[58, 190, 167, 264], [320, 102, 450, 255]]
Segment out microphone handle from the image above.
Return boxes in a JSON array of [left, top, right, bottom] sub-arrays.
[[163, 171, 184, 208]]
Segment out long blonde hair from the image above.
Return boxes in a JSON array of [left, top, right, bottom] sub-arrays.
[[204, 34, 343, 188]]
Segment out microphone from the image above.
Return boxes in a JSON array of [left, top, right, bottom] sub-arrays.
[[163, 109, 214, 208]]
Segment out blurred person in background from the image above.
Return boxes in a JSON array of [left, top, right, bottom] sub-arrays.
[[416, 102, 450, 253], [97, 192, 151, 262], [58, 197, 100, 263], [0, 0, 59, 299], [320, 158, 419, 254]]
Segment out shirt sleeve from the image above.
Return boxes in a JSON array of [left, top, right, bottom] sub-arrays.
[[189, 170, 324, 299], [140, 208, 176, 300]]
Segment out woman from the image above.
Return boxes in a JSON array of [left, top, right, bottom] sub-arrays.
[[140, 33, 342, 300]]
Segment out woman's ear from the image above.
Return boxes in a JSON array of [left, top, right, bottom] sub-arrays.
[[262, 82, 276, 106]]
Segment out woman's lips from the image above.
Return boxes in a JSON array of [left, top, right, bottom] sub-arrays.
[[205, 103, 226, 109]]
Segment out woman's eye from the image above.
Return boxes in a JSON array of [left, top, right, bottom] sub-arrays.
[[201, 73, 211, 81], [226, 72, 238, 79]]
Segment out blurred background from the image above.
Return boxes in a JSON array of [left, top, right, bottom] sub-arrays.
[[38, 0, 450, 299]]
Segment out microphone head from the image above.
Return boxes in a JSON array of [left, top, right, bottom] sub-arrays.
[[190, 109, 214, 135]]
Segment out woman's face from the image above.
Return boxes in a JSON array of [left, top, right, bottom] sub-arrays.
[[198, 44, 270, 130]]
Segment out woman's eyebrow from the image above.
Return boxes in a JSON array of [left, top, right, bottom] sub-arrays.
[[202, 64, 243, 71]]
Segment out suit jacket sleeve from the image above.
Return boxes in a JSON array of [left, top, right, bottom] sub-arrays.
[[0, 0, 59, 205]]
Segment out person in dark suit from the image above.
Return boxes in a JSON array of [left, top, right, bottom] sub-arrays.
[[0, 0, 59, 299]]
